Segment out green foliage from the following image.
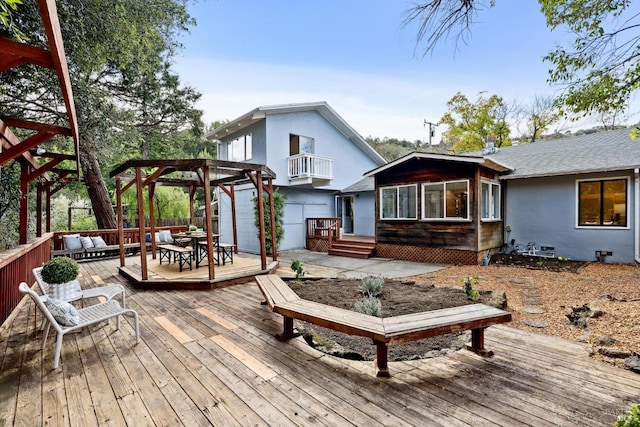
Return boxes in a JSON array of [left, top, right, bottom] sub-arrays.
[[461, 275, 480, 300], [0, 0, 27, 41], [615, 404, 640, 427], [360, 275, 384, 297], [440, 92, 512, 153], [253, 189, 286, 253], [353, 296, 382, 317], [290, 260, 305, 282], [41, 257, 80, 285]]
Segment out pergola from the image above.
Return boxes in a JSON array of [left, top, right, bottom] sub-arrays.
[[109, 159, 278, 285], [0, 0, 80, 244]]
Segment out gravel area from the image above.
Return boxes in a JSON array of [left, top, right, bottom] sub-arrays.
[[411, 262, 640, 369]]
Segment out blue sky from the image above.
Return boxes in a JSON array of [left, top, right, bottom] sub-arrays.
[[172, 1, 596, 143]]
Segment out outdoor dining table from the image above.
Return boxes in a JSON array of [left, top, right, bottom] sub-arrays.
[[172, 232, 220, 268]]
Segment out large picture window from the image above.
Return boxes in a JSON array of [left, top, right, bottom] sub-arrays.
[[380, 185, 417, 219], [578, 178, 627, 226], [229, 134, 252, 161], [481, 181, 500, 220], [422, 180, 469, 220]]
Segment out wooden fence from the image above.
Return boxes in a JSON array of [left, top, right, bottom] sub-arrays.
[[0, 234, 51, 326]]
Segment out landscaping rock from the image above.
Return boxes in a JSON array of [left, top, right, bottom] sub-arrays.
[[624, 356, 640, 374]]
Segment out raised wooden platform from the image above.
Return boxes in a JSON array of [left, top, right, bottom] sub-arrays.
[[1, 257, 638, 426]]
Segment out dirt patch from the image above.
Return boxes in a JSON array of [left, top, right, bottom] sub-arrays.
[[288, 277, 503, 361], [491, 253, 588, 272]]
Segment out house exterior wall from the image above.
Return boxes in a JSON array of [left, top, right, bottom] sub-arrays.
[[504, 171, 636, 263], [216, 108, 382, 252], [353, 192, 375, 236]]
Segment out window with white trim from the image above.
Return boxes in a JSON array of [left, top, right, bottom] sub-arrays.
[[380, 185, 417, 219], [422, 180, 469, 220], [481, 181, 501, 220], [578, 178, 627, 226], [229, 134, 252, 161]]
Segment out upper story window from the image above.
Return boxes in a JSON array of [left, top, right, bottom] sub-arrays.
[[481, 181, 501, 220], [380, 185, 417, 219], [422, 180, 469, 220], [229, 134, 252, 161], [578, 177, 627, 227], [290, 134, 314, 155]]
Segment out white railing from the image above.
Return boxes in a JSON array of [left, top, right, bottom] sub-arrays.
[[287, 154, 333, 180]]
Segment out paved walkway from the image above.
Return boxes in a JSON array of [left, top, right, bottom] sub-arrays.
[[276, 249, 448, 279]]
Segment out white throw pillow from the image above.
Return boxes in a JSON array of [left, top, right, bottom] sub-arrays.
[[80, 236, 94, 248], [91, 236, 108, 248], [161, 230, 172, 242], [63, 234, 82, 250], [44, 298, 80, 326]]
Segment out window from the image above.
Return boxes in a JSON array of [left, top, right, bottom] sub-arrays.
[[422, 180, 469, 220], [290, 134, 314, 155], [481, 182, 501, 220], [229, 134, 252, 161], [578, 178, 627, 226], [380, 185, 417, 219]]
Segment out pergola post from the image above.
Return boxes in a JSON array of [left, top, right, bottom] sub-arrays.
[[135, 167, 148, 280], [148, 183, 157, 259], [116, 177, 126, 266], [19, 163, 29, 244], [202, 166, 215, 280], [255, 171, 267, 270]]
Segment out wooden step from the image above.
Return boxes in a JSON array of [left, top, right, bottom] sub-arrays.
[[332, 240, 375, 250], [328, 247, 373, 259]]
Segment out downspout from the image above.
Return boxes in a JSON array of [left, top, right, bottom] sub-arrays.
[[635, 168, 640, 263]]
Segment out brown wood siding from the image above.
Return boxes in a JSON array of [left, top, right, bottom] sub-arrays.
[[479, 220, 503, 252], [375, 158, 480, 251]]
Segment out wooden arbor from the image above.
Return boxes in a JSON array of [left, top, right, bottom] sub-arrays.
[[0, 0, 80, 244], [109, 159, 278, 285]]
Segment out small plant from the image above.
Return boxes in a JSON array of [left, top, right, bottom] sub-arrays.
[[557, 256, 571, 263], [536, 260, 545, 268], [360, 275, 384, 297], [615, 404, 640, 427], [188, 224, 198, 232], [41, 257, 80, 284], [290, 259, 305, 282], [462, 275, 480, 300], [353, 296, 382, 317]]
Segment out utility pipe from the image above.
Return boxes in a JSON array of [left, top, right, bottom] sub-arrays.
[[635, 168, 640, 263]]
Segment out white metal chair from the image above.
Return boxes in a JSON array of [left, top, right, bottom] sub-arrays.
[[19, 282, 139, 369]]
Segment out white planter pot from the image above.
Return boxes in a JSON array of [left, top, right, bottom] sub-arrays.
[[47, 279, 82, 301]]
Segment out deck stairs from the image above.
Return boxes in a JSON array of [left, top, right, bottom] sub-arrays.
[[328, 239, 376, 259]]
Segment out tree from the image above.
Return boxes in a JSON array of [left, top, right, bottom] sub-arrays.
[[0, 0, 202, 229], [520, 95, 561, 142], [439, 91, 512, 152], [0, 0, 26, 41], [403, 0, 640, 117]]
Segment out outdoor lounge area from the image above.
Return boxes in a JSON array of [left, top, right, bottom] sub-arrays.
[[1, 256, 638, 426]]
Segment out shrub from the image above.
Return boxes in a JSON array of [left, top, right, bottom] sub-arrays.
[[360, 275, 384, 297], [290, 259, 305, 282], [353, 296, 382, 317], [41, 257, 80, 284], [462, 275, 480, 300], [615, 404, 640, 427], [253, 188, 286, 254]]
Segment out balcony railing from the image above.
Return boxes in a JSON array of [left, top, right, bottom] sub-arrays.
[[287, 153, 333, 185]]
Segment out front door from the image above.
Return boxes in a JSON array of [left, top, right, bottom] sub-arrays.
[[341, 196, 354, 234]]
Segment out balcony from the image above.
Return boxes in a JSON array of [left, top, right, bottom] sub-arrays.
[[287, 153, 333, 186]]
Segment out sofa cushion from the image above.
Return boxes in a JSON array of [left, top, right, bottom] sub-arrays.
[[44, 297, 80, 326], [80, 236, 95, 249], [91, 236, 108, 248], [63, 234, 82, 250]]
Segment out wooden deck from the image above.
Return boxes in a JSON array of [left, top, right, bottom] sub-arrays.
[[1, 257, 638, 426]]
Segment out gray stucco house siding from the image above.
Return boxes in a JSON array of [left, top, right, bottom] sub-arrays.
[[504, 171, 636, 263]]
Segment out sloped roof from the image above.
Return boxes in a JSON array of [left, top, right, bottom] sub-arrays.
[[342, 177, 374, 193], [207, 101, 387, 166], [364, 151, 512, 177], [469, 128, 639, 180]]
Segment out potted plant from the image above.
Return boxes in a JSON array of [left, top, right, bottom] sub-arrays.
[[41, 256, 82, 300]]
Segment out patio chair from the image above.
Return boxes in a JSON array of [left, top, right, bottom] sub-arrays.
[[19, 282, 140, 369]]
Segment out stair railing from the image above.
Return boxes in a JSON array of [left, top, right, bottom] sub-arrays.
[[306, 217, 341, 250]]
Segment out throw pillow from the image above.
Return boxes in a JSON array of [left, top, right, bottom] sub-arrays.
[[63, 234, 82, 250], [44, 298, 80, 326], [160, 230, 172, 242], [80, 236, 95, 249], [154, 232, 162, 243], [91, 236, 108, 248]]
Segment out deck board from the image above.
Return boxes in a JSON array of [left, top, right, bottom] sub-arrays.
[[1, 257, 638, 426]]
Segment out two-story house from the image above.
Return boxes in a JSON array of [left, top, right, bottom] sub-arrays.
[[208, 102, 387, 253]]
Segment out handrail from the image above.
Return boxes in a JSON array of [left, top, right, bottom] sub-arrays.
[[0, 234, 52, 326], [306, 217, 341, 250]]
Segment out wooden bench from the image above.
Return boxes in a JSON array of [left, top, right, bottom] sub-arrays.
[[255, 274, 512, 377], [158, 244, 193, 272]]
